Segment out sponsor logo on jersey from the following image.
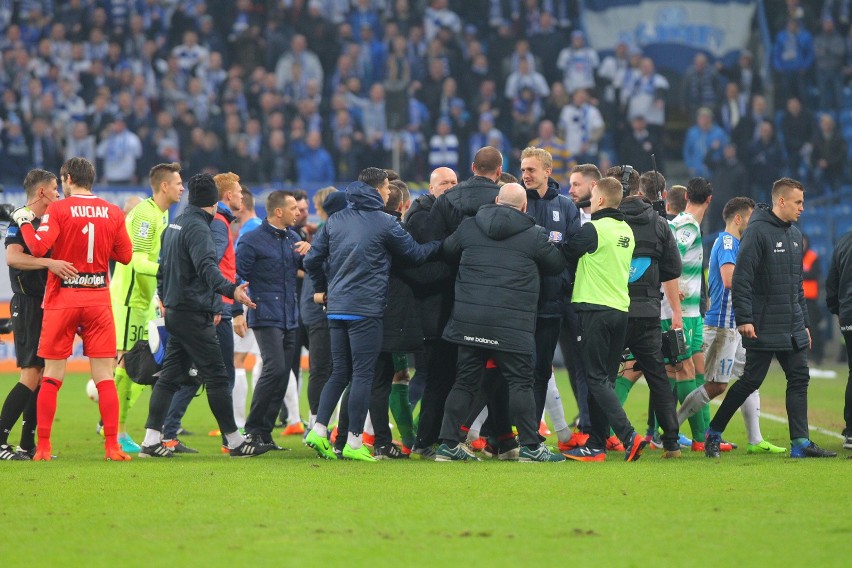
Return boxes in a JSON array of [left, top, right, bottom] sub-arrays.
[[61, 272, 108, 288], [138, 221, 150, 238], [552, 210, 560, 222], [168, 223, 182, 231], [7, 226, 18, 237], [548, 231, 563, 243], [679, 230, 692, 244], [70, 205, 110, 218], [723, 235, 733, 250], [464, 336, 499, 345], [41, 215, 49, 223]]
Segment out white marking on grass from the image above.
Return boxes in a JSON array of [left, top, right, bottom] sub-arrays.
[[709, 400, 844, 440]]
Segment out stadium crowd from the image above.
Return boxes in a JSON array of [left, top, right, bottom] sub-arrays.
[[0, 0, 850, 194]]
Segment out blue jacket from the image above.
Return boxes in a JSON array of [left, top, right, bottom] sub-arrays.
[[772, 29, 814, 72], [683, 125, 728, 178], [524, 178, 581, 317], [236, 219, 302, 330], [293, 141, 335, 184], [304, 181, 441, 318]]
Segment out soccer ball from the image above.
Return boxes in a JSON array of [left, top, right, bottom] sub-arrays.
[[86, 379, 99, 402]]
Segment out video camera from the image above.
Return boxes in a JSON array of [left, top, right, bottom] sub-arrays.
[[0, 184, 14, 223], [661, 327, 687, 364]]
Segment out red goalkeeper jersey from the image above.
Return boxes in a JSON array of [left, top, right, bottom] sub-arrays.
[[21, 194, 132, 308]]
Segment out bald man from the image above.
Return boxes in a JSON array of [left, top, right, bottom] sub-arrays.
[[436, 182, 567, 462]]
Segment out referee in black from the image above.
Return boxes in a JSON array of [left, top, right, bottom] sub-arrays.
[[0, 170, 77, 460]]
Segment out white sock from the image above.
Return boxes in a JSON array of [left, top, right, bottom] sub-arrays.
[[676, 384, 710, 426], [741, 390, 762, 445], [545, 373, 569, 437], [284, 371, 301, 425], [312, 423, 328, 438], [347, 431, 362, 449], [364, 412, 374, 436], [233, 368, 248, 429], [224, 430, 245, 449], [144, 428, 161, 447], [467, 406, 488, 441], [308, 414, 317, 429], [251, 354, 262, 390]]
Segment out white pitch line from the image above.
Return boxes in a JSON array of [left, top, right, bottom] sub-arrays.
[[709, 400, 844, 440]]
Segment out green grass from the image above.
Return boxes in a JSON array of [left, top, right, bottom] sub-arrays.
[[1, 364, 850, 567]]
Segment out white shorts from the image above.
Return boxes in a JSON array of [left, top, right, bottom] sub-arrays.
[[702, 326, 745, 384], [233, 327, 259, 355]]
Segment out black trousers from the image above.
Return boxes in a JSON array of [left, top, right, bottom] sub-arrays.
[[146, 310, 237, 434], [415, 338, 458, 448], [334, 351, 396, 450], [709, 346, 811, 440], [844, 330, 852, 435], [578, 309, 634, 450], [408, 348, 429, 407], [246, 326, 297, 438], [560, 304, 590, 431], [440, 345, 538, 447], [624, 317, 679, 451], [306, 319, 332, 415], [533, 316, 562, 421], [460, 366, 514, 439]]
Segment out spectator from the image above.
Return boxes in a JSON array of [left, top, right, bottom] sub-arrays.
[[718, 49, 763, 101], [623, 57, 669, 140], [683, 107, 728, 178], [706, 143, 750, 234], [424, 0, 461, 41], [814, 17, 846, 112], [780, 97, 816, 179], [0, 119, 29, 184], [598, 41, 630, 128], [294, 130, 336, 184], [558, 88, 604, 165], [261, 129, 293, 183], [811, 113, 848, 194], [717, 82, 748, 134], [618, 115, 662, 174], [682, 53, 722, 118], [95, 118, 143, 184], [747, 122, 786, 199], [528, 120, 570, 181], [64, 121, 97, 165], [732, 94, 770, 161], [505, 57, 549, 101], [556, 30, 599, 94], [510, 86, 543, 149], [275, 34, 324, 93], [771, 18, 814, 105], [332, 134, 365, 182], [28, 116, 62, 174], [428, 117, 460, 171]]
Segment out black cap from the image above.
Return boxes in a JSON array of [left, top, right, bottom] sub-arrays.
[[188, 173, 218, 207], [323, 191, 348, 216]]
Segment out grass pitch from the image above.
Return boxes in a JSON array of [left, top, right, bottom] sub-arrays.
[[0, 364, 849, 567]]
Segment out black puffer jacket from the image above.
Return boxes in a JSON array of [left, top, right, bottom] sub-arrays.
[[826, 230, 852, 329], [524, 178, 581, 317], [382, 210, 424, 352], [442, 204, 567, 354], [427, 175, 500, 240], [732, 204, 809, 351]]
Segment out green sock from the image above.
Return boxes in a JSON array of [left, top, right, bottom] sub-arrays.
[[695, 373, 711, 426], [389, 384, 415, 448], [676, 379, 704, 439], [115, 367, 132, 424], [615, 376, 634, 406]]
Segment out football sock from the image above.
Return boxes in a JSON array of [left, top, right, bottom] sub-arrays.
[[19, 386, 38, 451], [143, 428, 161, 447], [676, 384, 710, 427], [614, 376, 634, 406], [115, 366, 132, 424], [791, 437, 810, 448], [308, 414, 317, 429], [364, 412, 374, 436], [676, 379, 704, 439], [224, 430, 245, 449], [545, 373, 569, 434], [695, 373, 711, 426], [36, 378, 62, 446], [96, 380, 120, 448], [233, 368, 248, 429], [312, 423, 328, 438], [347, 431, 363, 450], [0, 382, 34, 446], [283, 371, 301, 425], [468, 406, 488, 441], [741, 390, 762, 445], [389, 384, 415, 447]]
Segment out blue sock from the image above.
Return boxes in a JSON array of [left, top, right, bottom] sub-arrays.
[[706, 428, 722, 438], [791, 437, 810, 448]]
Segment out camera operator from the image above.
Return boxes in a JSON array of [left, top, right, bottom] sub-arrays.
[[0, 170, 77, 460]]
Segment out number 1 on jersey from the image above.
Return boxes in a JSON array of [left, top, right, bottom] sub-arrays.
[[82, 222, 95, 263]]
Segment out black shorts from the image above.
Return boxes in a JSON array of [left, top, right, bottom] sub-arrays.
[[11, 293, 44, 368]]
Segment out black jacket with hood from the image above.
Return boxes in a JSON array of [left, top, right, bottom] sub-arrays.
[[441, 204, 566, 354], [826, 230, 852, 329]]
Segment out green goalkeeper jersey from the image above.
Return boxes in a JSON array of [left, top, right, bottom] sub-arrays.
[[110, 197, 168, 310], [668, 211, 703, 317]]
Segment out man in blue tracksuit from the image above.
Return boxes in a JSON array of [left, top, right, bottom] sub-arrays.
[[236, 190, 308, 447], [520, 147, 580, 439], [303, 168, 442, 461]]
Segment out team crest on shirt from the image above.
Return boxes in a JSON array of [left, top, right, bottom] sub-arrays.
[[548, 231, 563, 242], [552, 210, 560, 222], [723, 235, 733, 250], [138, 221, 151, 238], [678, 230, 692, 244], [41, 214, 49, 223]]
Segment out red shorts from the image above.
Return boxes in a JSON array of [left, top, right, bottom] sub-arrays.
[[38, 305, 117, 359]]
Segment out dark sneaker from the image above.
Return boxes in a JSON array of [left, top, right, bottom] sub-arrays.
[[229, 435, 271, 458], [624, 432, 648, 462], [374, 443, 409, 459], [410, 444, 438, 460], [162, 439, 199, 454], [519, 444, 566, 462], [435, 443, 480, 462], [705, 431, 722, 458], [790, 441, 838, 458], [139, 442, 176, 458], [0, 444, 27, 461], [497, 439, 520, 461], [259, 436, 287, 451], [563, 446, 606, 462], [176, 427, 194, 436], [843, 433, 852, 450]]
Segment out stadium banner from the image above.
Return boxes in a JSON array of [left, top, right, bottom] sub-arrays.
[[581, 0, 756, 70]]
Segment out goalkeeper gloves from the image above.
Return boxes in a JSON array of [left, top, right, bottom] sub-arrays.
[[12, 206, 35, 226]]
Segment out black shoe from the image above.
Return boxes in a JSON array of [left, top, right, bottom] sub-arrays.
[[229, 435, 271, 458], [163, 439, 198, 454], [791, 441, 838, 458], [705, 432, 722, 458], [176, 427, 193, 436], [139, 442, 176, 458], [260, 436, 288, 451], [374, 443, 409, 459], [0, 444, 27, 461], [843, 433, 852, 450]]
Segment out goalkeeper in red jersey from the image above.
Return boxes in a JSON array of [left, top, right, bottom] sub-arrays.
[[13, 157, 133, 461]]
